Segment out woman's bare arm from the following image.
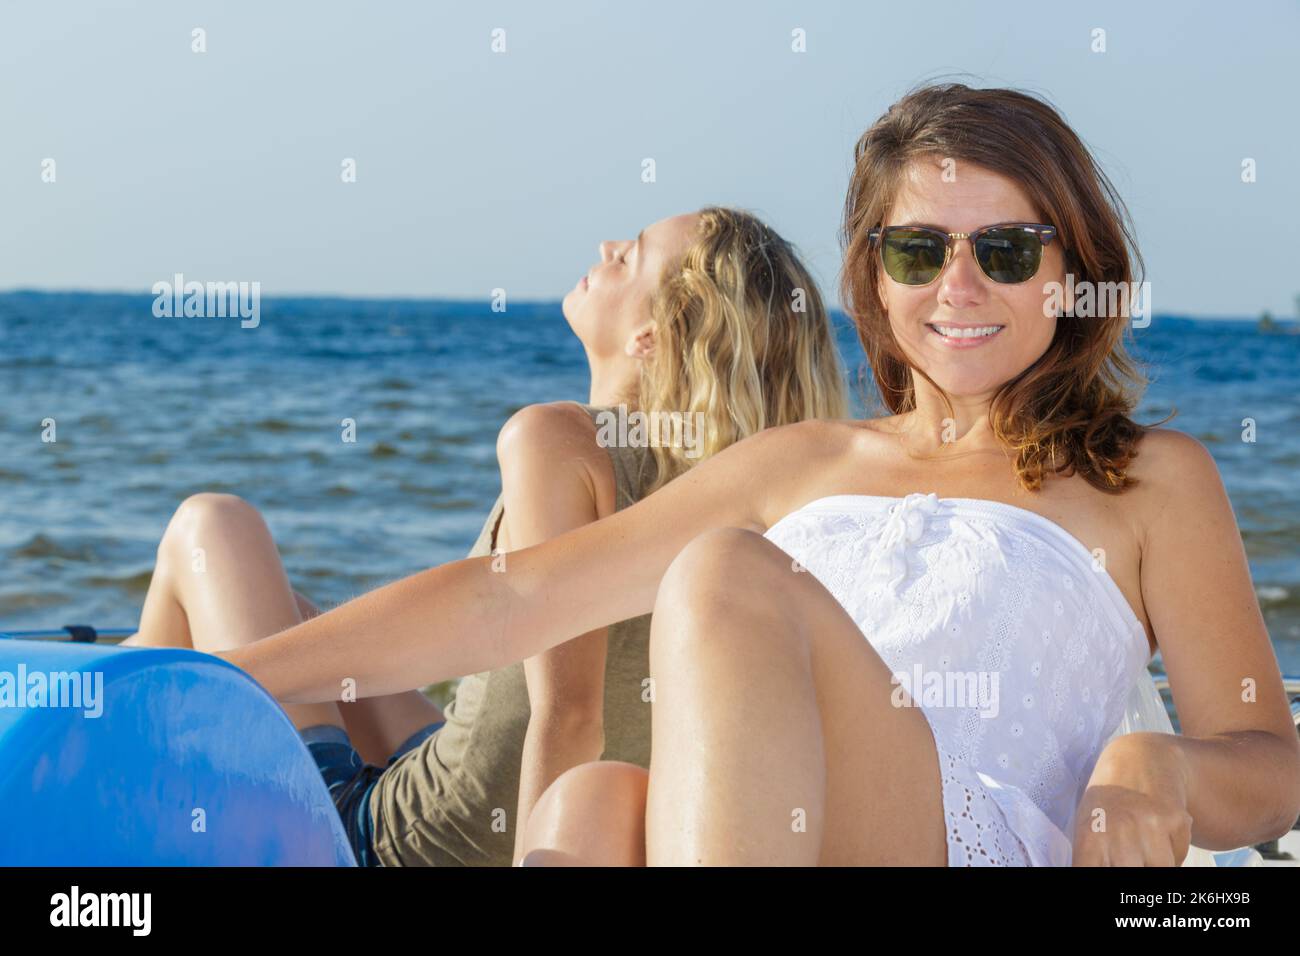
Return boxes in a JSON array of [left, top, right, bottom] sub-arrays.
[[1080, 430, 1300, 858], [494, 403, 617, 861], [220, 418, 830, 704]]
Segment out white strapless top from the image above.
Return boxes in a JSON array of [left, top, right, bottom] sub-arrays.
[[763, 491, 1153, 865]]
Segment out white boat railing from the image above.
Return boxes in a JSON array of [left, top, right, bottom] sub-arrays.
[[1149, 673, 1300, 728]]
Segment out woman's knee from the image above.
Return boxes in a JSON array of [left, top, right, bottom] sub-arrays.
[[658, 527, 792, 603], [654, 527, 805, 643], [521, 761, 648, 866], [161, 493, 265, 561], [172, 492, 262, 533]]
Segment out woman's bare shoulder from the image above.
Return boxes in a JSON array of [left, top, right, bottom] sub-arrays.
[[705, 415, 899, 529], [495, 401, 614, 503], [728, 415, 889, 461], [1128, 427, 1221, 486], [1126, 426, 1230, 531], [496, 400, 604, 454], [775, 413, 907, 454]]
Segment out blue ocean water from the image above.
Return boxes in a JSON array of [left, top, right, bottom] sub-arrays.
[[1, 291, 1298, 673]]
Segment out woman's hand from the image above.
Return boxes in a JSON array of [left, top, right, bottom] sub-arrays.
[[1071, 732, 1194, 866]]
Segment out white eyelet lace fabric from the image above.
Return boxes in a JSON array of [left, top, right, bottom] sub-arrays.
[[763, 492, 1152, 866]]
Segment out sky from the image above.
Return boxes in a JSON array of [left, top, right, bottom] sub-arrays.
[[2, 0, 1297, 317]]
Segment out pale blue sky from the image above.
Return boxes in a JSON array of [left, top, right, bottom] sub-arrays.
[[2, 0, 1296, 316]]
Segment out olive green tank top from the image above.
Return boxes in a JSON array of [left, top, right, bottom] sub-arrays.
[[370, 402, 656, 866]]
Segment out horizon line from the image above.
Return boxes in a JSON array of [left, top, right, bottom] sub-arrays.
[[0, 286, 1294, 326]]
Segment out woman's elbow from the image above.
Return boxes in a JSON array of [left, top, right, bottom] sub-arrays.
[[1279, 743, 1300, 837], [1259, 730, 1300, 840]]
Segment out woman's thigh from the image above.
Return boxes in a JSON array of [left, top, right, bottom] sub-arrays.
[[647, 527, 948, 865]]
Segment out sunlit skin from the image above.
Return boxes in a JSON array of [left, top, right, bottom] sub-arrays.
[[563, 213, 701, 402], [505, 213, 698, 862], [880, 160, 1066, 403], [123, 216, 700, 862], [221, 158, 1300, 866]]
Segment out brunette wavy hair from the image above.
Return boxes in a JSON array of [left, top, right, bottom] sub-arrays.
[[840, 82, 1157, 493]]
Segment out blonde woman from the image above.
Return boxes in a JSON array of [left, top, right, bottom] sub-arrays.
[[124, 207, 848, 866]]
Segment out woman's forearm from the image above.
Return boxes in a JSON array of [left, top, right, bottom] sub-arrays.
[[221, 554, 517, 703], [220, 524, 658, 703], [1097, 730, 1300, 851], [216, 427, 779, 704]]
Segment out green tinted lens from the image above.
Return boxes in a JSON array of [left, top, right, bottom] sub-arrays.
[[975, 228, 1043, 283], [881, 230, 947, 285]]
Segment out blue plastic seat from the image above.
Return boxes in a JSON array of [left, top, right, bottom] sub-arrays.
[[0, 640, 355, 866]]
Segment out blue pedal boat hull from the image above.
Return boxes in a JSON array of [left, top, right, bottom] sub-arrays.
[[0, 640, 355, 866]]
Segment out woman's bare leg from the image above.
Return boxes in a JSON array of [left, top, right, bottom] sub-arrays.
[[519, 762, 648, 866], [121, 494, 342, 732], [644, 527, 949, 866], [124, 494, 442, 760], [519, 527, 951, 867], [126, 528, 197, 649]]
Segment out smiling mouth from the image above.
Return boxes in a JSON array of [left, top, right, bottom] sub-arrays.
[[926, 323, 1005, 340]]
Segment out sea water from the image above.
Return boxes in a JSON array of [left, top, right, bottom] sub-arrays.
[[1, 291, 1297, 675]]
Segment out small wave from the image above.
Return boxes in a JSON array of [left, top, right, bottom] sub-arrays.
[[84, 568, 154, 593], [371, 442, 400, 458], [298, 567, 340, 579], [395, 481, 439, 497], [405, 495, 480, 511], [0, 591, 67, 614], [253, 418, 303, 434], [0, 356, 57, 369], [1258, 586, 1290, 603], [1194, 366, 1257, 383], [12, 534, 98, 561]]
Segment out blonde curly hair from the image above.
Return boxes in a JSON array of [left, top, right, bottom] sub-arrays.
[[635, 206, 849, 494]]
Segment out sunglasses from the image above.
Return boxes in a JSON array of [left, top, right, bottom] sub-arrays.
[[867, 222, 1058, 286]]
